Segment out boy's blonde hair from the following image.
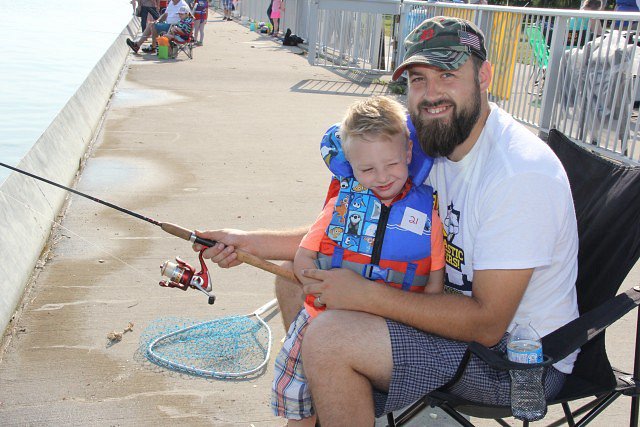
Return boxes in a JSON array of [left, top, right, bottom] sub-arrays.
[[340, 96, 409, 154]]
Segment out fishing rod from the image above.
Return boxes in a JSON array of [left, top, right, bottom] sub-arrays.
[[0, 162, 298, 303]]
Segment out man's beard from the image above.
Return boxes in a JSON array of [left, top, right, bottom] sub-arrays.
[[410, 86, 481, 158]]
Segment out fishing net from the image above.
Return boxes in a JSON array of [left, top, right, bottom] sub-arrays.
[[139, 300, 277, 379]]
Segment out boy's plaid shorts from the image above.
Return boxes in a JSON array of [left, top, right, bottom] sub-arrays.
[[271, 309, 315, 420]]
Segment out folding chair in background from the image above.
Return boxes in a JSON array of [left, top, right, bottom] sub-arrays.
[[171, 26, 195, 59], [387, 129, 640, 427], [525, 25, 550, 95]]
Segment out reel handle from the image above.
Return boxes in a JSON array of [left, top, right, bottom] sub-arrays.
[[161, 222, 299, 284]]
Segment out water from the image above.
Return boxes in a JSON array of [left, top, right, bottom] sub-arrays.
[[0, 0, 133, 184], [507, 339, 543, 364], [507, 323, 546, 421], [509, 367, 547, 421]]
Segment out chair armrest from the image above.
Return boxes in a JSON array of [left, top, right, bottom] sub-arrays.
[[541, 286, 640, 362], [467, 342, 554, 372], [467, 286, 640, 371]]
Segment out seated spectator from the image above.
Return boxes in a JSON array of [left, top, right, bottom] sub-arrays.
[[165, 7, 194, 44], [126, 0, 191, 54]]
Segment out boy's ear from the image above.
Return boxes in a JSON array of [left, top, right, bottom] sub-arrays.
[[406, 138, 413, 164]]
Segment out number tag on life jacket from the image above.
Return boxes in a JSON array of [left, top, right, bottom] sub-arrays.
[[400, 207, 428, 235]]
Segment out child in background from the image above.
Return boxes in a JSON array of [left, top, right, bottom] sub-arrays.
[[270, 0, 283, 36], [221, 0, 233, 21], [165, 6, 194, 44], [192, 0, 209, 45], [270, 96, 445, 426]]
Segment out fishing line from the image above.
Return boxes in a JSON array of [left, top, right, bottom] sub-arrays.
[[0, 161, 298, 284], [0, 188, 158, 284]]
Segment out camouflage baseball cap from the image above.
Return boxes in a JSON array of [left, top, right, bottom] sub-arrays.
[[392, 16, 487, 81]]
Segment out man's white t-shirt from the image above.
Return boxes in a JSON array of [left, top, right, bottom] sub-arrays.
[[166, 0, 190, 24], [426, 103, 580, 374]]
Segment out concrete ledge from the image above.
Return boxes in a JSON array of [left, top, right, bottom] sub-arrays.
[[0, 18, 140, 335]]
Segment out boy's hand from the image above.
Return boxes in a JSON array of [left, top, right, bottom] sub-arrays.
[[301, 268, 372, 310]]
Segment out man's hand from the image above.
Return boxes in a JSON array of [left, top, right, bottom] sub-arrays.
[[193, 229, 250, 268], [301, 268, 374, 311]]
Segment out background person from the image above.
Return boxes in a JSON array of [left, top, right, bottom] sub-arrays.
[[270, 0, 284, 36], [135, 0, 161, 31], [126, 0, 191, 53], [165, 6, 194, 44], [267, 0, 275, 33], [221, 0, 233, 21], [192, 0, 209, 45]]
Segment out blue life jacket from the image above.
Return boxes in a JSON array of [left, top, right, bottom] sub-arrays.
[[315, 120, 435, 291]]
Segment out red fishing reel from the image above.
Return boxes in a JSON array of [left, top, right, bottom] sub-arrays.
[[159, 250, 216, 305]]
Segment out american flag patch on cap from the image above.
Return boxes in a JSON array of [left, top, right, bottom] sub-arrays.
[[459, 30, 482, 51]]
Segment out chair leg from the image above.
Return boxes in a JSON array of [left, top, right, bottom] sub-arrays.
[[438, 402, 476, 427], [631, 395, 639, 427], [575, 392, 621, 426], [561, 402, 577, 427], [388, 399, 428, 426], [386, 412, 396, 427], [631, 310, 640, 427]]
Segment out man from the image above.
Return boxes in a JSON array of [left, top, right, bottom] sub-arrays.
[[195, 17, 579, 425], [126, 0, 191, 54], [132, 0, 160, 31]]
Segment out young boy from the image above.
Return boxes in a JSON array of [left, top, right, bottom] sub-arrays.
[[271, 96, 445, 426], [165, 6, 194, 44]]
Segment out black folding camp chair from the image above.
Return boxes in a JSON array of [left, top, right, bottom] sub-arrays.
[[387, 129, 640, 427]]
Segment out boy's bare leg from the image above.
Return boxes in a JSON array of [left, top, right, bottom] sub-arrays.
[[302, 310, 393, 425], [275, 261, 303, 330]]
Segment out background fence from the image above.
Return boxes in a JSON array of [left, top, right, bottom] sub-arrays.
[[218, 0, 640, 164]]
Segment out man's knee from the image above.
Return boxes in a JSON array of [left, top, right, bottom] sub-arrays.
[[300, 313, 343, 373], [153, 22, 170, 34], [302, 311, 354, 362], [302, 311, 393, 389]]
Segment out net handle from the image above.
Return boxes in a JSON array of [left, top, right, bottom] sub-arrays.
[[253, 298, 279, 317]]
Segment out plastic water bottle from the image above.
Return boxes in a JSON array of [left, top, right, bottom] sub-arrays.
[[507, 321, 547, 421]]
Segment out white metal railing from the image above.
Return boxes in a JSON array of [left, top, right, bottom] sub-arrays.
[[230, 0, 309, 39], [223, 0, 640, 163], [301, 1, 640, 164], [307, 0, 400, 73]]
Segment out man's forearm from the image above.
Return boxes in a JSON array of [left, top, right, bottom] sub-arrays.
[[365, 286, 498, 345], [244, 227, 308, 261], [354, 268, 530, 346]]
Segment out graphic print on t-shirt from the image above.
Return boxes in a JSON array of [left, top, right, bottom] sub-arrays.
[[444, 202, 465, 272], [444, 202, 460, 242]]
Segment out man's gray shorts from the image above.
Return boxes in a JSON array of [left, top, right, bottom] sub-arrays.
[[373, 320, 566, 417]]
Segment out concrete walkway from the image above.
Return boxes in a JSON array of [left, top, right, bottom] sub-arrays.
[[0, 11, 638, 426]]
